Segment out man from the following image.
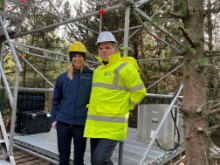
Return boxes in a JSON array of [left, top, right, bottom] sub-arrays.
[[84, 31, 146, 165]]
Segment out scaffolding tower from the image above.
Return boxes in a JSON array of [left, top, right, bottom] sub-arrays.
[[0, 0, 187, 164]]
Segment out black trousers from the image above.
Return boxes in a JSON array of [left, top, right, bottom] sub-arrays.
[[90, 138, 118, 165], [56, 122, 86, 165]]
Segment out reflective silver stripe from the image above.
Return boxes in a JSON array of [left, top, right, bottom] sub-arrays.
[[87, 114, 128, 123], [129, 83, 145, 92], [113, 63, 127, 85], [130, 99, 137, 107], [93, 83, 126, 90]]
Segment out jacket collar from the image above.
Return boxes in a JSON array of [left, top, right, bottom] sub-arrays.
[[96, 52, 121, 65], [99, 52, 121, 66], [108, 52, 121, 64]]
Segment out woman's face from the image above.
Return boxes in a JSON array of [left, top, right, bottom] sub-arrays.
[[71, 54, 85, 69], [98, 42, 116, 62]]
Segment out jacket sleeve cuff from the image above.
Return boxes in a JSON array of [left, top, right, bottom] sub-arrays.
[[129, 104, 135, 110]]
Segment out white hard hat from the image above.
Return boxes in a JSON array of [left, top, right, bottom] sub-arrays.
[[96, 31, 117, 44]]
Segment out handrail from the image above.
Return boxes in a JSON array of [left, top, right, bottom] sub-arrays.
[[0, 87, 54, 92], [146, 93, 183, 99]]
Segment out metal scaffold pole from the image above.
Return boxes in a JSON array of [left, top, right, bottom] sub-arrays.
[[147, 63, 183, 90], [0, 16, 23, 72], [0, 64, 13, 107], [18, 54, 54, 88], [122, 3, 131, 57], [133, 11, 181, 53], [135, 0, 151, 7], [9, 68, 19, 154], [15, 4, 123, 38], [134, 8, 184, 47]]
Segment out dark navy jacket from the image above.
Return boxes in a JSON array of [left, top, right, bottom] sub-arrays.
[[50, 66, 93, 125]]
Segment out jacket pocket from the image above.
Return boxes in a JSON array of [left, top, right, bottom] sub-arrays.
[[96, 102, 122, 116]]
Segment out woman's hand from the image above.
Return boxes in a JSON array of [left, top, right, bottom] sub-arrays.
[[52, 121, 57, 129]]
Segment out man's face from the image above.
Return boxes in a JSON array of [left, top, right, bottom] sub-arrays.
[[71, 54, 85, 69], [98, 42, 116, 62]]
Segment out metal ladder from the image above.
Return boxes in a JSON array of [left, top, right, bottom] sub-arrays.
[[0, 1, 34, 164]]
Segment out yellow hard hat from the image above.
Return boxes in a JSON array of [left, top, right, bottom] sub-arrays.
[[67, 41, 88, 56], [121, 56, 140, 71]]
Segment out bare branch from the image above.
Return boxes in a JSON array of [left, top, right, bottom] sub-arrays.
[[178, 102, 191, 115], [179, 26, 195, 48], [205, 109, 220, 116], [205, 8, 220, 15], [208, 124, 220, 135], [209, 103, 220, 110], [169, 12, 185, 19], [199, 135, 209, 165], [205, 50, 220, 57]]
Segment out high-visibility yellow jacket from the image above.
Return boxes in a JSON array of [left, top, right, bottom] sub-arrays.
[[84, 52, 146, 141]]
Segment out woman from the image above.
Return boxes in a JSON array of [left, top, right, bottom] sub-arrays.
[[50, 41, 93, 165]]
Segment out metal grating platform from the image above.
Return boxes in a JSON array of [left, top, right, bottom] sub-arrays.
[[0, 160, 12, 165], [13, 128, 168, 165]]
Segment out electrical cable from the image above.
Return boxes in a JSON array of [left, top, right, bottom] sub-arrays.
[[155, 105, 181, 151]]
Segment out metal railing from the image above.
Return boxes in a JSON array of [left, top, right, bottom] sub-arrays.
[[138, 83, 184, 165]]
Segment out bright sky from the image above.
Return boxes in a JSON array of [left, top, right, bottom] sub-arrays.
[[64, 0, 86, 16], [55, 0, 86, 39]]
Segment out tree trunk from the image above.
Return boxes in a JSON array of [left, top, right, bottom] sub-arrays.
[[182, 0, 210, 164]]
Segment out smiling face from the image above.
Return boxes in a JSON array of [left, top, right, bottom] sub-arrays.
[[71, 54, 85, 69], [98, 42, 117, 62]]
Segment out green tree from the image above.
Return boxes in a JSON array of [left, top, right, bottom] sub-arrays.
[[0, 0, 3, 10], [173, 0, 220, 163]]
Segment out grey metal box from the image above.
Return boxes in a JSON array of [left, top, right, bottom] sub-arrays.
[[137, 104, 183, 149]]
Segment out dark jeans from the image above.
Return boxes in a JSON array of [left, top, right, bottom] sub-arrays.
[[56, 121, 86, 165], [90, 138, 118, 165]]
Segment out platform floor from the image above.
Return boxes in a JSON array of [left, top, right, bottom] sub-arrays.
[[13, 128, 183, 165]]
